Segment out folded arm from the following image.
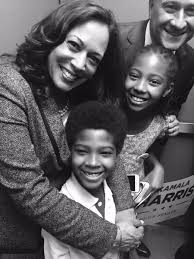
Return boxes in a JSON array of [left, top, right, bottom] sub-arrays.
[[0, 68, 117, 258]]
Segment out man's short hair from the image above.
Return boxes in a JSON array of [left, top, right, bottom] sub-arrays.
[[65, 101, 127, 154]]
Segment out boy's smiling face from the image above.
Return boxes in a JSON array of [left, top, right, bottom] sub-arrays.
[[71, 129, 117, 192]]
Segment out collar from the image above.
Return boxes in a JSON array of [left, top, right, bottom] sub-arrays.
[[65, 174, 99, 209], [145, 20, 152, 46]]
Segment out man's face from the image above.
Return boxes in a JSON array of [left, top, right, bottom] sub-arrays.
[[149, 0, 194, 50]]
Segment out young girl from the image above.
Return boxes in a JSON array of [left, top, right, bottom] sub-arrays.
[[120, 44, 180, 197], [120, 44, 180, 258]]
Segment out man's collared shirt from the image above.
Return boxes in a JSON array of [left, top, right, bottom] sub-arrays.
[[145, 20, 152, 46]]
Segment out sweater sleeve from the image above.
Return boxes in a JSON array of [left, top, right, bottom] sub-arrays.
[[0, 65, 117, 258], [107, 155, 133, 211]]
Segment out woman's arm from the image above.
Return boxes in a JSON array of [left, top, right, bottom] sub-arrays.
[[107, 155, 144, 246], [107, 155, 134, 211], [0, 66, 117, 258], [0, 65, 144, 257]]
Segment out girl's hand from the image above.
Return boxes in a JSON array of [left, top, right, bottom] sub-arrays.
[[165, 115, 180, 136]]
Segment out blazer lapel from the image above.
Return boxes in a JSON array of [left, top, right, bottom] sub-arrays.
[[120, 20, 148, 69], [176, 46, 188, 70], [126, 20, 148, 48], [172, 44, 194, 105], [175, 45, 194, 84], [39, 96, 69, 164]]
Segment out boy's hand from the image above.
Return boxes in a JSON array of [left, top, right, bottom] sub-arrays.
[[165, 115, 180, 136]]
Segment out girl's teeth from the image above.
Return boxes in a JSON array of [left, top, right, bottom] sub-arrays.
[[132, 96, 145, 103]]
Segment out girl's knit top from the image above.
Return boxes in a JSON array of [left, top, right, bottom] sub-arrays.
[[120, 115, 168, 180]]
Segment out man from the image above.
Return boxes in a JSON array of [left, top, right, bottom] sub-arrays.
[[120, 0, 194, 115], [119, 1, 194, 257]]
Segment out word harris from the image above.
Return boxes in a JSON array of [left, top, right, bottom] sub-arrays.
[[141, 179, 194, 207]]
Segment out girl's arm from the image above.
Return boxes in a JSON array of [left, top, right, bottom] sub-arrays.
[[107, 155, 134, 211], [143, 153, 164, 191]]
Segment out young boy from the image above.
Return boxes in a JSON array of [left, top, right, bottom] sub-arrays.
[[42, 101, 128, 259]]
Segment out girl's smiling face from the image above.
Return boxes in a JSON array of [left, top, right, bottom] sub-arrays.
[[125, 52, 171, 112], [48, 20, 109, 92]]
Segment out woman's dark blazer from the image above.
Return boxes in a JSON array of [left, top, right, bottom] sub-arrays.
[[0, 62, 133, 258], [119, 20, 194, 115]]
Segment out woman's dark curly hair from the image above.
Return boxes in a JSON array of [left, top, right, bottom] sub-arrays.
[[65, 101, 128, 154], [16, 0, 125, 106], [121, 44, 179, 116]]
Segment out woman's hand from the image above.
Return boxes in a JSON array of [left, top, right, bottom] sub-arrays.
[[165, 114, 180, 136], [115, 208, 144, 250], [114, 221, 144, 251]]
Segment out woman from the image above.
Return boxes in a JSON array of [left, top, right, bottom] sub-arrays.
[[0, 1, 143, 258]]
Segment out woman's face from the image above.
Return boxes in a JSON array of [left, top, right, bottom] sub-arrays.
[[48, 20, 109, 92]]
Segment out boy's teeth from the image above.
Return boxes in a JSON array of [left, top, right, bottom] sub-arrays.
[[84, 171, 102, 177]]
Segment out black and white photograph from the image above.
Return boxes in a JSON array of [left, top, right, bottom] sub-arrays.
[[0, 1, 194, 258]]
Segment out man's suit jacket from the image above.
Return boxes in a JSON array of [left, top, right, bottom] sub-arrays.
[[119, 20, 194, 114]]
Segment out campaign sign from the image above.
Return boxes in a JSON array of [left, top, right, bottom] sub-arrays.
[[136, 175, 194, 225]]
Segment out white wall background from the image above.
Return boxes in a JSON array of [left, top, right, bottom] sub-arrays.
[[94, 0, 149, 22], [0, 0, 58, 55]]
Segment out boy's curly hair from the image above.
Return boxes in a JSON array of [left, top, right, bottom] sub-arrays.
[[65, 101, 127, 154]]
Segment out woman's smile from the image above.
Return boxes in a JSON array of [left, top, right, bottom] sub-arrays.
[[60, 65, 80, 82], [48, 20, 109, 92]]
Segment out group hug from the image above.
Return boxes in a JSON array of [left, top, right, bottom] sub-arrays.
[[0, 0, 193, 258]]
